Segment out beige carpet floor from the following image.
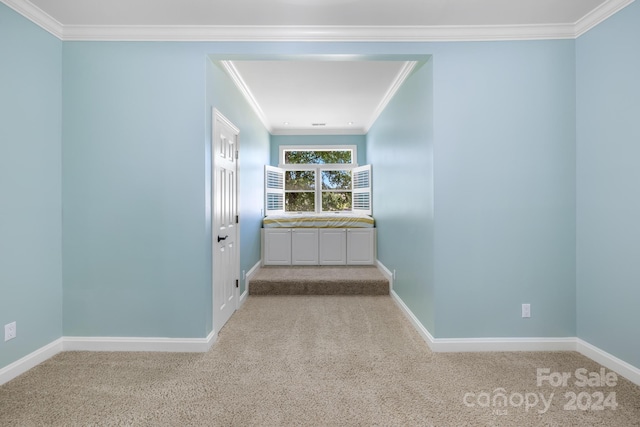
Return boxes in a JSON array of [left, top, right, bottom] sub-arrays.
[[249, 266, 389, 295], [1, 295, 639, 426]]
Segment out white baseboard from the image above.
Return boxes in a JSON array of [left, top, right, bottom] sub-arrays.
[[0, 338, 63, 386], [63, 330, 217, 353], [239, 289, 249, 306], [577, 338, 640, 387], [390, 288, 436, 350], [3, 289, 639, 389], [236, 261, 261, 308], [390, 286, 640, 386], [432, 336, 576, 352], [376, 259, 393, 290], [242, 260, 261, 302], [246, 260, 261, 278], [392, 287, 578, 352]]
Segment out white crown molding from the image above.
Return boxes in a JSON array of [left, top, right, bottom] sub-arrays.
[[221, 59, 417, 136], [575, 0, 635, 37], [222, 56, 369, 136], [59, 23, 578, 42], [270, 127, 367, 136], [220, 60, 273, 134], [2, 0, 635, 41], [365, 61, 417, 133], [2, 0, 64, 38]]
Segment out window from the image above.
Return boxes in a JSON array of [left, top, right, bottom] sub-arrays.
[[284, 146, 355, 212], [285, 170, 316, 212], [320, 169, 351, 211], [265, 145, 371, 215], [282, 168, 353, 212], [281, 147, 354, 165]]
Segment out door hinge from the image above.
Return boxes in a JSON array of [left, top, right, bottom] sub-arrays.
[[236, 215, 239, 224], [235, 279, 239, 288], [235, 150, 239, 160]]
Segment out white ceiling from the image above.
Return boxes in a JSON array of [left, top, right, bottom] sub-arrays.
[[4, 0, 632, 41], [2, 0, 634, 135], [224, 60, 416, 135], [19, 0, 610, 26]]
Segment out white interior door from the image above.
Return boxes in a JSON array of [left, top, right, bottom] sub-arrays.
[[213, 110, 239, 333]]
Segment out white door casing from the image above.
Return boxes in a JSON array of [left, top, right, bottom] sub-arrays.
[[212, 110, 239, 333]]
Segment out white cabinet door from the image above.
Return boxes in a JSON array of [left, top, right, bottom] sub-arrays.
[[319, 229, 347, 265], [292, 229, 319, 265], [347, 229, 375, 265], [263, 229, 292, 265], [263, 227, 376, 266]]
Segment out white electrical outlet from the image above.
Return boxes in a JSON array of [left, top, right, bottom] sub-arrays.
[[5, 321, 16, 341], [393, 269, 396, 280], [522, 304, 531, 318], [242, 270, 246, 280]]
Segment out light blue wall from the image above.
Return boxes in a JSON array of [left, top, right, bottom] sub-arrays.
[[62, 45, 269, 339], [0, 4, 62, 367], [576, 1, 640, 368], [367, 59, 435, 333], [60, 43, 400, 341], [368, 41, 576, 339], [3, 2, 639, 375], [62, 42, 212, 337], [432, 40, 577, 338], [270, 134, 366, 166]]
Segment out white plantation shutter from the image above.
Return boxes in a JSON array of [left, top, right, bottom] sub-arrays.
[[265, 165, 285, 215], [352, 165, 372, 215]]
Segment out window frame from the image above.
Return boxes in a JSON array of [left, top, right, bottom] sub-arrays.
[[264, 163, 372, 215], [278, 145, 358, 213], [283, 169, 317, 213], [278, 145, 358, 168], [319, 167, 353, 212]]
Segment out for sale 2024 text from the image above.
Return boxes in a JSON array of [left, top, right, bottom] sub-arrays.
[[537, 367, 618, 411]]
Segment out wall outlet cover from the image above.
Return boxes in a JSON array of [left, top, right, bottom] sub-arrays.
[[5, 321, 16, 341]]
